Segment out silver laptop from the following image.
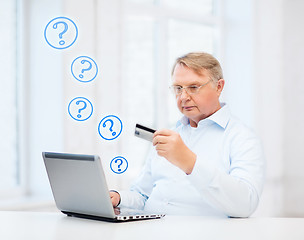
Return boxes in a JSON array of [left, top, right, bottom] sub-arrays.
[[42, 152, 165, 222]]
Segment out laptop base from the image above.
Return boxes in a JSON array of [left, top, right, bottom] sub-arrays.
[[62, 211, 164, 223]]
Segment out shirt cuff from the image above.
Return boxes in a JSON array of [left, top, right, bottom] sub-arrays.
[[118, 190, 147, 210], [118, 190, 135, 208]]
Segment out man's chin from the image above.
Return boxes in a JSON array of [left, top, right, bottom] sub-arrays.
[[183, 111, 198, 120]]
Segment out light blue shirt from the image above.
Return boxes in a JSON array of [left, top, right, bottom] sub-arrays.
[[119, 104, 265, 217]]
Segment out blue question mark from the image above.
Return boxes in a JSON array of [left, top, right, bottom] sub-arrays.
[[53, 21, 68, 46], [76, 100, 87, 118], [79, 60, 92, 78], [115, 158, 123, 172], [103, 119, 117, 136]]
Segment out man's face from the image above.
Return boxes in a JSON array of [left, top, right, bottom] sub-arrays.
[[172, 64, 224, 127]]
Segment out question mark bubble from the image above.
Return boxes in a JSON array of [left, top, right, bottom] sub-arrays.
[[79, 60, 93, 79], [44, 17, 78, 50], [102, 119, 117, 136], [115, 159, 123, 171], [71, 56, 98, 83], [76, 100, 87, 118], [52, 21, 68, 45], [110, 156, 128, 174], [98, 115, 123, 140], [68, 97, 93, 121]]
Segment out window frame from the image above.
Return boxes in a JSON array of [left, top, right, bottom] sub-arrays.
[[121, 0, 223, 128], [0, 0, 24, 198]]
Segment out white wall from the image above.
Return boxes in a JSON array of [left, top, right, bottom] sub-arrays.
[[253, 0, 304, 217], [251, 0, 285, 216], [281, 0, 304, 217]]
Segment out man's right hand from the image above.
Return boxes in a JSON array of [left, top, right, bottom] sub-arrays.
[[109, 191, 121, 207]]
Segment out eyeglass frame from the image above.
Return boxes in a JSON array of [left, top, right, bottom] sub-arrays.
[[169, 79, 212, 96]]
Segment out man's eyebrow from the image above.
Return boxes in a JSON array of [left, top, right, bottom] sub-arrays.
[[188, 82, 201, 85], [173, 81, 202, 86]]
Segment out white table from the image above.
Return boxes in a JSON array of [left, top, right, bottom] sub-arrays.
[[1, 211, 304, 240]]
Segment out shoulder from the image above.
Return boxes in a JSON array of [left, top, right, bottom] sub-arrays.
[[224, 116, 264, 163], [225, 115, 262, 150], [226, 114, 256, 136]]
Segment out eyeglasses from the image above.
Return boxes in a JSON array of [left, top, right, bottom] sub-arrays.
[[170, 80, 211, 96]]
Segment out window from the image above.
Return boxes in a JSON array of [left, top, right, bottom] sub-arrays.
[[0, 0, 222, 197], [120, 0, 220, 172], [0, 0, 19, 194]]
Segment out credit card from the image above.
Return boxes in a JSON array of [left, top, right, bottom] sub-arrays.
[[134, 124, 156, 142]]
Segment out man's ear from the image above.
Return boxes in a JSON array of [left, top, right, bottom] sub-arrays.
[[216, 79, 225, 96]]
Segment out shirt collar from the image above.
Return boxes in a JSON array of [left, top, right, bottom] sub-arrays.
[[206, 103, 230, 129], [176, 103, 230, 129]]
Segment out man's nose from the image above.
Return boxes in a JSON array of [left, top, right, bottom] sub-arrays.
[[179, 88, 190, 100]]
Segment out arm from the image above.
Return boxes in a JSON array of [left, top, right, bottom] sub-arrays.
[[115, 148, 156, 210], [188, 134, 265, 217], [153, 129, 265, 217]]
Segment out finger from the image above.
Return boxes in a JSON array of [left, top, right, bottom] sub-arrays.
[[153, 135, 169, 146], [111, 196, 118, 207], [154, 129, 174, 137], [110, 197, 115, 206], [155, 143, 167, 151]]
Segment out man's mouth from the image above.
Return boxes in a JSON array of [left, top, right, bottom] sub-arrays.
[[182, 106, 195, 111]]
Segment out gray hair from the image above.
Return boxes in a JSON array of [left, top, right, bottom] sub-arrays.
[[172, 52, 223, 83]]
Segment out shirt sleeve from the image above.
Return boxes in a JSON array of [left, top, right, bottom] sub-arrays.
[[118, 148, 155, 210], [187, 128, 265, 218]]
